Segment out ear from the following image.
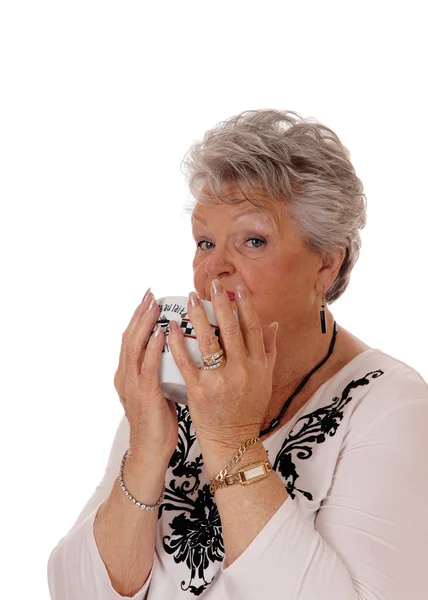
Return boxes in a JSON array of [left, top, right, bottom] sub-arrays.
[[316, 248, 346, 294]]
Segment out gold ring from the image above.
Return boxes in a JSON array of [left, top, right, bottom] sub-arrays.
[[201, 348, 224, 367], [202, 356, 225, 370]]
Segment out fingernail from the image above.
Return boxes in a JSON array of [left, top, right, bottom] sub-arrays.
[[211, 279, 224, 296], [236, 285, 248, 300], [269, 322, 279, 330], [189, 291, 200, 308], [154, 324, 163, 337], [149, 297, 158, 311], [169, 319, 179, 333], [142, 287, 151, 303], [142, 292, 154, 310]]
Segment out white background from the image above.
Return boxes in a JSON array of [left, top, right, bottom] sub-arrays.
[[1, 2, 427, 598]]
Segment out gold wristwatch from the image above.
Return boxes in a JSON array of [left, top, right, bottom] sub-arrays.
[[210, 460, 272, 494]]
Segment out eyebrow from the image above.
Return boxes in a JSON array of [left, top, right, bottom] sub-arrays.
[[192, 209, 275, 225]]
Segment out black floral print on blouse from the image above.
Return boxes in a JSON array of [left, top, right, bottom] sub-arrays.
[[158, 368, 384, 596], [273, 369, 384, 499]]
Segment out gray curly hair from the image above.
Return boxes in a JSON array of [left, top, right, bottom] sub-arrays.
[[181, 109, 367, 304]]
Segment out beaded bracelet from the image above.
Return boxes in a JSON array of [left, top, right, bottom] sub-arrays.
[[118, 449, 165, 510]]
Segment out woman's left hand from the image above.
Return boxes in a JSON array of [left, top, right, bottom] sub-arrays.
[[167, 279, 278, 451]]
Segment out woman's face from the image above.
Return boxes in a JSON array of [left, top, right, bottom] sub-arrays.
[[191, 183, 325, 331]]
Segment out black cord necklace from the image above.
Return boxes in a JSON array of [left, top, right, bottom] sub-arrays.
[[259, 320, 338, 437]]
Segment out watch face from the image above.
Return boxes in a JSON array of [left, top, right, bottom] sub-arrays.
[[211, 460, 272, 493], [243, 464, 267, 481], [241, 460, 272, 484]]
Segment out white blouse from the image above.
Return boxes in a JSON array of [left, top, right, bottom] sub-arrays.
[[48, 348, 428, 599]]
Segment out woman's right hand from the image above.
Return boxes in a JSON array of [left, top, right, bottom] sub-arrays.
[[114, 289, 179, 463]]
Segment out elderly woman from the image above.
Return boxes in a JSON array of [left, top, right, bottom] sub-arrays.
[[48, 110, 428, 599]]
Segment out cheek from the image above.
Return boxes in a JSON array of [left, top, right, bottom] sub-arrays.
[[192, 254, 202, 276], [255, 254, 296, 285], [192, 260, 205, 294], [276, 248, 312, 282], [278, 247, 301, 272], [252, 254, 309, 311]]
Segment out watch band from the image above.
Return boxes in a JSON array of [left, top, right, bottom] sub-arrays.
[[210, 460, 272, 494]]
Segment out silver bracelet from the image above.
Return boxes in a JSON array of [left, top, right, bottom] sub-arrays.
[[118, 449, 165, 510]]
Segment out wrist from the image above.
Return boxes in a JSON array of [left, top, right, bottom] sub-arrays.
[[123, 449, 169, 496], [196, 425, 260, 454], [127, 446, 172, 471], [201, 439, 268, 479]]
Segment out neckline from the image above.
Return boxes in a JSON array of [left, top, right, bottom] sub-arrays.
[[264, 348, 380, 444]]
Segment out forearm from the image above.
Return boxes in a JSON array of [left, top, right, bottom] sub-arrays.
[[93, 451, 167, 597], [203, 443, 288, 566], [202, 441, 358, 598], [219, 490, 357, 599]]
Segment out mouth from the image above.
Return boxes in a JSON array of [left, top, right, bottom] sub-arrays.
[[204, 288, 236, 302]]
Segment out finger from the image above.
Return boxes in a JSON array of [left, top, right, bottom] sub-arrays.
[[167, 318, 200, 388], [262, 322, 278, 372], [122, 289, 153, 343], [139, 322, 165, 390], [187, 292, 223, 361], [116, 293, 153, 378], [122, 296, 160, 383], [208, 281, 246, 361], [234, 284, 266, 363]]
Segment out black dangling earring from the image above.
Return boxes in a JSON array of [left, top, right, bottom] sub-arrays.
[[320, 292, 327, 334]]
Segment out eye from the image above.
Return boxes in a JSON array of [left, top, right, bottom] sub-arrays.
[[196, 238, 266, 251], [247, 238, 265, 249], [197, 240, 214, 251]]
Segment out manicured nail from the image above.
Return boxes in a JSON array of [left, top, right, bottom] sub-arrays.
[[269, 322, 279, 330], [149, 297, 158, 311], [211, 279, 224, 296], [142, 292, 154, 310], [236, 285, 248, 300], [189, 291, 200, 308], [142, 287, 151, 303], [169, 319, 179, 333], [154, 324, 163, 337]]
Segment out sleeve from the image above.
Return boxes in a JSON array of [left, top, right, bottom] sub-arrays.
[[47, 414, 154, 600], [220, 384, 428, 599]]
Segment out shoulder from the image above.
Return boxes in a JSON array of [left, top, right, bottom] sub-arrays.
[[353, 348, 428, 401], [341, 348, 428, 441]]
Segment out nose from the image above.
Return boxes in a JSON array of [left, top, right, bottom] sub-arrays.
[[203, 244, 235, 280]]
